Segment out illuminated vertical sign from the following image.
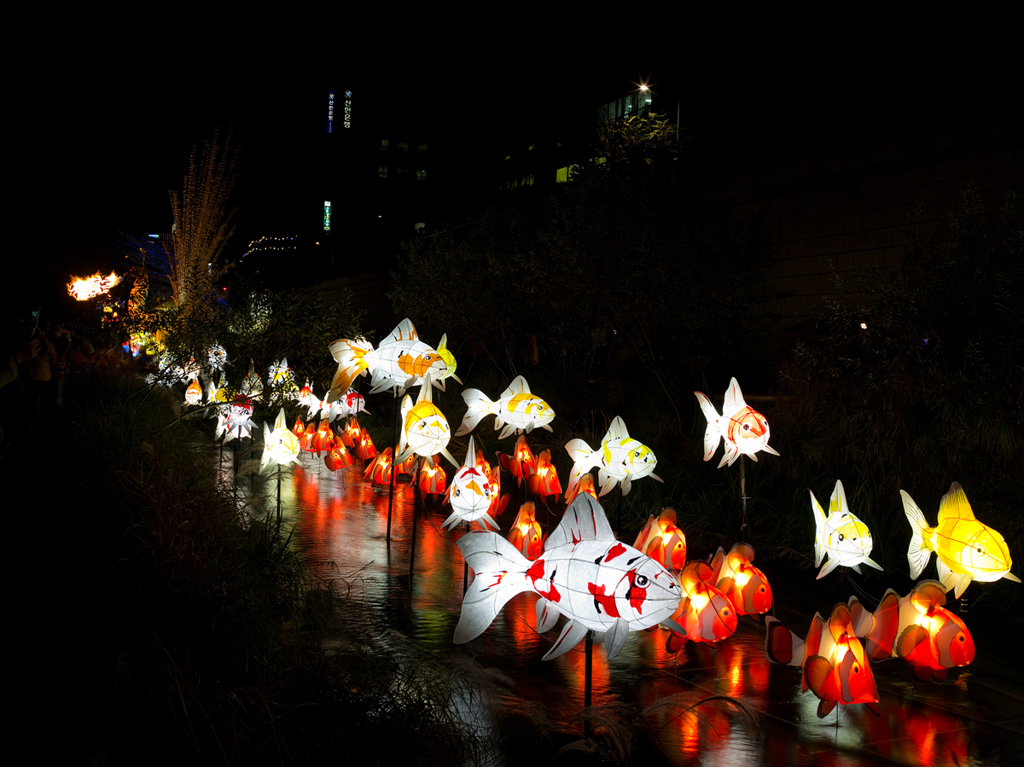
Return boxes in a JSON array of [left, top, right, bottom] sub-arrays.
[[344, 90, 352, 129], [323, 201, 332, 232], [327, 90, 335, 133]]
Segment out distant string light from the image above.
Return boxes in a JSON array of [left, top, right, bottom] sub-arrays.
[[241, 235, 298, 259]]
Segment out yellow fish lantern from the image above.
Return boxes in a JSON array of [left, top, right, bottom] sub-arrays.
[[395, 377, 458, 468], [442, 435, 499, 531], [456, 375, 555, 439], [695, 377, 779, 468], [259, 408, 301, 474], [565, 416, 662, 499], [810, 480, 883, 579], [327, 318, 450, 399], [508, 502, 544, 559], [901, 482, 1019, 598], [205, 373, 229, 406], [528, 449, 562, 502], [633, 508, 687, 572]]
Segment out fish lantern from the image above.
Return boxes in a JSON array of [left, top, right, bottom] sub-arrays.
[[566, 416, 662, 500], [324, 441, 353, 472], [455, 493, 684, 660], [292, 416, 305, 440], [298, 380, 315, 409], [694, 377, 779, 468], [507, 502, 544, 560], [575, 474, 598, 500], [435, 334, 463, 387], [207, 343, 227, 371], [810, 480, 883, 579], [766, 603, 879, 719], [341, 416, 362, 448], [395, 377, 458, 468], [356, 428, 377, 460], [497, 435, 536, 487], [395, 451, 418, 478], [901, 482, 1019, 598], [418, 460, 447, 498], [665, 562, 737, 651], [442, 436, 499, 531], [338, 388, 368, 419], [206, 374, 229, 406], [528, 449, 562, 502], [476, 451, 509, 520], [456, 375, 555, 439], [184, 376, 203, 406], [312, 420, 335, 456], [711, 543, 772, 619], [219, 396, 255, 442], [633, 508, 687, 572], [241, 360, 263, 402], [855, 580, 975, 683], [328, 318, 450, 400], [259, 408, 302, 474], [319, 399, 343, 423], [299, 422, 317, 453], [364, 447, 394, 485]]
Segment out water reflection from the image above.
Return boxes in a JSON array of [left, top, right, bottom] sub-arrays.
[[224, 450, 1020, 766]]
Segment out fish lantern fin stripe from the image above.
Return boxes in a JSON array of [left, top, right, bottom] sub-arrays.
[[605, 618, 631, 660], [454, 532, 532, 644], [542, 620, 590, 661], [765, 617, 805, 666], [536, 597, 560, 634], [817, 699, 838, 719], [545, 494, 615, 552], [901, 490, 934, 580]]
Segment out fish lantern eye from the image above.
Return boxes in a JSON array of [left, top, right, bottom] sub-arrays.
[[853, 664, 860, 674], [838, 533, 845, 542], [958, 634, 965, 643], [634, 574, 649, 588], [976, 545, 984, 554]]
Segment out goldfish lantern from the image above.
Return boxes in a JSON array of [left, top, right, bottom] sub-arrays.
[[206, 373, 229, 406], [364, 447, 394, 485], [442, 436, 499, 531], [418, 459, 447, 498], [665, 561, 738, 652], [311, 420, 335, 456], [336, 388, 368, 419], [324, 441, 354, 472], [292, 416, 305, 440], [901, 482, 1019, 598], [711, 543, 772, 619], [455, 493, 684, 660], [259, 408, 302, 474], [810, 480, 883, 579], [633, 508, 687, 571], [476, 451, 509, 521], [341, 416, 362, 448], [219, 396, 255, 443], [575, 474, 598, 500], [318, 399, 343, 423], [496, 435, 536, 487], [565, 416, 662, 500], [328, 318, 450, 399], [241, 360, 263, 401], [298, 380, 315, 409], [207, 343, 227, 372], [356, 428, 377, 460], [395, 451, 418, 478], [267, 358, 296, 392], [456, 375, 554, 439], [855, 580, 975, 683], [694, 377, 779, 468], [507, 502, 544, 560], [299, 422, 317, 453], [395, 377, 458, 468], [528, 449, 562, 502], [766, 603, 879, 718], [435, 334, 463, 387], [184, 376, 203, 406]]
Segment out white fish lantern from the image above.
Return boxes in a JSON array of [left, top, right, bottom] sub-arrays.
[[218, 397, 255, 442], [260, 408, 302, 474], [395, 377, 458, 467], [456, 375, 555, 439], [695, 377, 779, 468], [241, 360, 263, 402], [207, 343, 228, 371], [810, 480, 883, 579], [184, 376, 203, 406], [455, 494, 684, 661], [442, 436, 499, 531], [565, 416, 662, 500]]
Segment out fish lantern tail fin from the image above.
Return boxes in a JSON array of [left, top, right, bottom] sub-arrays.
[[454, 531, 532, 644], [765, 616, 805, 667], [564, 438, 596, 500], [900, 490, 933, 580], [693, 391, 722, 462], [456, 388, 494, 436], [810, 489, 828, 568], [328, 337, 372, 402]]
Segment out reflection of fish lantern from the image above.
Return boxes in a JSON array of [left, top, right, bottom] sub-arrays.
[[810, 480, 882, 579], [328, 318, 450, 399], [364, 448, 393, 485], [901, 482, 1019, 598], [855, 580, 975, 683], [765, 603, 880, 719], [395, 378, 458, 468], [456, 375, 554, 439], [694, 377, 779, 468], [528, 449, 562, 502], [711, 543, 772, 619], [497, 435, 536, 487], [455, 494, 684, 661], [633, 508, 687, 571], [442, 436, 498, 531], [507, 502, 543, 559], [566, 416, 662, 499], [184, 377, 203, 406], [666, 562, 737, 651], [418, 460, 446, 498], [260, 408, 302, 474], [324, 441, 353, 472]]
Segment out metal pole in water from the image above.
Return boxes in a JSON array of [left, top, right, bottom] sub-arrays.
[[387, 390, 400, 545], [584, 631, 594, 738]]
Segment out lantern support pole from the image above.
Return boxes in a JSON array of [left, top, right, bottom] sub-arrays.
[[408, 477, 418, 578], [583, 631, 594, 739], [463, 521, 470, 594], [739, 455, 749, 537], [276, 464, 282, 521], [386, 389, 400, 545]]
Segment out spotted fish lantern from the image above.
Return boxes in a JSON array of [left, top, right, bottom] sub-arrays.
[[260, 408, 302, 474], [633, 508, 687, 571], [695, 377, 779, 468], [565, 416, 661, 500], [810, 480, 882, 579], [455, 494, 684, 660], [508, 502, 543, 559], [901, 482, 1019, 598], [442, 436, 499, 531]]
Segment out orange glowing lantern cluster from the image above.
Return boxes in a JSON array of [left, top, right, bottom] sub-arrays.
[[633, 508, 687, 571], [666, 562, 738, 652], [68, 271, 122, 301], [364, 447, 393, 485], [528, 449, 562, 502], [324, 441, 353, 471], [418, 459, 447, 498], [711, 543, 772, 619], [507, 502, 543, 559]]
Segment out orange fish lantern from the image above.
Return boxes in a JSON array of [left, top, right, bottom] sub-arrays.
[[528, 449, 562, 502], [341, 416, 362, 448], [575, 474, 598, 500], [292, 416, 305, 440], [507, 502, 544, 559], [184, 376, 203, 406], [311, 420, 335, 455], [395, 452, 418, 478], [299, 422, 317, 453], [633, 508, 687, 571], [666, 561, 738, 652], [711, 543, 772, 619], [765, 603, 879, 718], [854, 581, 975, 683], [496, 435, 536, 487], [364, 447, 393, 485], [324, 441, 353, 472], [356, 428, 377, 460], [418, 459, 447, 497]]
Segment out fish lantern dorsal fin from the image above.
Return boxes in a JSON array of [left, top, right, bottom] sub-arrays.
[[911, 579, 948, 609], [502, 375, 530, 399], [939, 482, 976, 522], [604, 415, 630, 443], [545, 493, 614, 552], [463, 435, 478, 469], [829, 604, 854, 641], [723, 377, 746, 412], [387, 318, 418, 344], [730, 542, 756, 565]]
